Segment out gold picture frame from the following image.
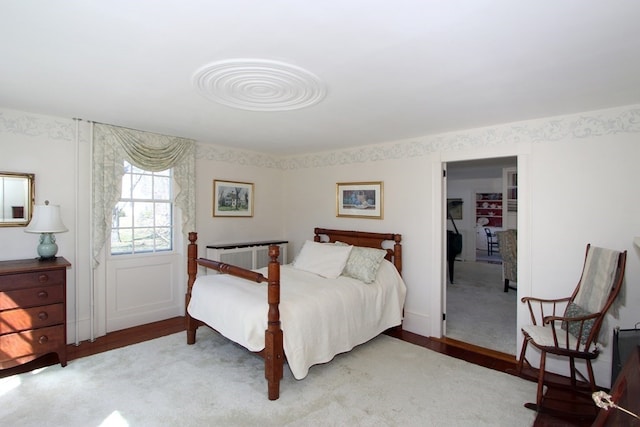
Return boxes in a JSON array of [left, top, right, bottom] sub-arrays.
[[0, 171, 35, 227], [336, 181, 383, 219], [213, 180, 254, 217]]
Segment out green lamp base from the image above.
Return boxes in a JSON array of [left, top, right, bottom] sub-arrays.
[[37, 232, 59, 260]]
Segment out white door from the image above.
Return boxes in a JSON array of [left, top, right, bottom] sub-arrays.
[[104, 162, 184, 332]]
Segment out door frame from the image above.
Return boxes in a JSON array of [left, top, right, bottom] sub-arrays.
[[429, 144, 532, 355]]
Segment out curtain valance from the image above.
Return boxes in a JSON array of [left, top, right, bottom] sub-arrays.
[[91, 123, 196, 267]]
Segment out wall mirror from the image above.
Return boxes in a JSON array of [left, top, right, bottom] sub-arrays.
[[0, 172, 35, 227]]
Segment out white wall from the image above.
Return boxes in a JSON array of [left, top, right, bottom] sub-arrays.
[[282, 155, 433, 335], [0, 109, 288, 345], [525, 132, 639, 387], [193, 145, 286, 258], [0, 111, 92, 344], [280, 105, 640, 388], [2, 103, 640, 389]]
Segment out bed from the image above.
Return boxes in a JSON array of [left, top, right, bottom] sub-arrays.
[[185, 227, 407, 400]]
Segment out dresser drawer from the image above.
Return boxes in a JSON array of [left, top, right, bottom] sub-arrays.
[[0, 269, 65, 292], [0, 285, 64, 310], [0, 303, 64, 334], [0, 325, 65, 363]]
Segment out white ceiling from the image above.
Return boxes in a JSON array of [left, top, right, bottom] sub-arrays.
[[2, 1, 640, 155]]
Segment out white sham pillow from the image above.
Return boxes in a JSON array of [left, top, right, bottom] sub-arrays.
[[292, 240, 353, 279]]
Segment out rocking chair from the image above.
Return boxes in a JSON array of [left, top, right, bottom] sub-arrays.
[[515, 244, 627, 415]]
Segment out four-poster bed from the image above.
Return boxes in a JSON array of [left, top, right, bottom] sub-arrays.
[[185, 227, 405, 400]]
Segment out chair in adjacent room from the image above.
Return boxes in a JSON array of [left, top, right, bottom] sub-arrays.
[[515, 244, 627, 415], [496, 229, 517, 292], [484, 227, 499, 256]]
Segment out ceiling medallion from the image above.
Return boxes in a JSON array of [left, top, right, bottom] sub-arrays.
[[193, 59, 327, 111]]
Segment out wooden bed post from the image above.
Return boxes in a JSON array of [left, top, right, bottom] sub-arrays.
[[393, 234, 402, 276], [186, 232, 199, 344], [264, 245, 284, 400]]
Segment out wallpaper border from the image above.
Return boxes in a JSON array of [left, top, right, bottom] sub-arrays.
[[0, 110, 76, 141], [3, 104, 640, 170], [281, 105, 640, 169]]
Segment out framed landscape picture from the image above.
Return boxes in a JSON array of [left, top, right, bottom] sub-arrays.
[[336, 181, 383, 219], [213, 180, 254, 217]]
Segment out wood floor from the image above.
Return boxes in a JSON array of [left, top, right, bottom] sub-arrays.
[[1, 316, 598, 426]]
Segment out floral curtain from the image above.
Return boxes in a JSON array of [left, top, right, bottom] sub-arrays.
[[92, 123, 195, 267]]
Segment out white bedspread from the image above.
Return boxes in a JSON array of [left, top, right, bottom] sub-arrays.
[[187, 259, 407, 379]]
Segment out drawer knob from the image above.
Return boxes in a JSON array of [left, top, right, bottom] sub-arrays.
[[37, 290, 49, 299], [38, 311, 49, 320], [38, 274, 49, 283], [38, 335, 49, 344]]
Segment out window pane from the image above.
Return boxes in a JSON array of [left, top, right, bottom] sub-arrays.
[[120, 173, 131, 199], [132, 174, 153, 199], [155, 227, 172, 251], [130, 164, 145, 174], [111, 161, 173, 256], [113, 201, 133, 228], [111, 229, 133, 254], [133, 202, 155, 227], [154, 176, 171, 200], [155, 203, 171, 227], [133, 228, 155, 252]]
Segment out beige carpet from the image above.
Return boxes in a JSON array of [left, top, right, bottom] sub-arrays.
[[0, 327, 536, 426], [446, 260, 517, 354]]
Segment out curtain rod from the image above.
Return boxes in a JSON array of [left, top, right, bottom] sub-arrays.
[[73, 117, 194, 141]]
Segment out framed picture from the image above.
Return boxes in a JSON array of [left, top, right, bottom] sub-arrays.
[[336, 181, 383, 219], [213, 180, 254, 217], [447, 198, 463, 220]]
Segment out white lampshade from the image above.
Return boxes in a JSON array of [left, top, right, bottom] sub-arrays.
[[25, 201, 68, 233]]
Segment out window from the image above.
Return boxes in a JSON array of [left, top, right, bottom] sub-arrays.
[[111, 161, 173, 255]]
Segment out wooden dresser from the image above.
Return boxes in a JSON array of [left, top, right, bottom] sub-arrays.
[[592, 345, 640, 426], [0, 257, 71, 369]]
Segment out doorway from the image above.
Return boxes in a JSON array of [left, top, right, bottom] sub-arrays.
[[444, 156, 517, 355]]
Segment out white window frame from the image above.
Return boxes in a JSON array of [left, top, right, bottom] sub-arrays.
[[109, 161, 175, 257]]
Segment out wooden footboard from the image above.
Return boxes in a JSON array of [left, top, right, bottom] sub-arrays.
[[185, 232, 284, 400]]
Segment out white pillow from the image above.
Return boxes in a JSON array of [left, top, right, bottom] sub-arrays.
[[292, 240, 353, 279]]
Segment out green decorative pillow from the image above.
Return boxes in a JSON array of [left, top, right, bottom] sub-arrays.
[[561, 302, 595, 343], [335, 241, 387, 284]]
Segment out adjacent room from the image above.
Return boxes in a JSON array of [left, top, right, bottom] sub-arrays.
[[445, 157, 518, 355], [1, 2, 640, 426]]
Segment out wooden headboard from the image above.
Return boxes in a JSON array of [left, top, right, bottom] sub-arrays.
[[313, 227, 402, 275]]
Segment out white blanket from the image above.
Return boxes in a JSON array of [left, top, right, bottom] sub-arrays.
[[187, 259, 407, 379]]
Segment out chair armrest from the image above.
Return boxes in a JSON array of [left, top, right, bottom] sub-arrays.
[[542, 312, 601, 350], [521, 296, 572, 326], [521, 296, 572, 304], [543, 312, 600, 324]]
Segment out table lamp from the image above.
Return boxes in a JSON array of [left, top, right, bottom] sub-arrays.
[[24, 200, 68, 260]]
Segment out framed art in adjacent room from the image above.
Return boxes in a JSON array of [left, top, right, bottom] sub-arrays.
[[447, 198, 463, 220], [213, 179, 254, 217], [336, 181, 383, 219]]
